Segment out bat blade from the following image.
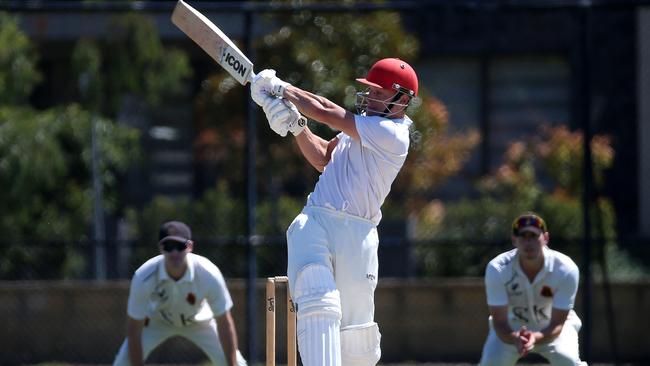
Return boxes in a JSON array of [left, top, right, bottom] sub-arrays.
[[171, 0, 255, 85]]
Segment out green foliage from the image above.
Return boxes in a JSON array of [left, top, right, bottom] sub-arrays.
[[72, 39, 104, 111], [107, 13, 191, 107], [134, 181, 301, 238], [0, 105, 140, 240], [393, 97, 481, 215], [255, 194, 305, 235], [125, 180, 305, 244], [0, 105, 140, 278], [0, 12, 41, 105], [536, 125, 614, 196], [0, 15, 143, 279], [414, 125, 645, 278], [71, 13, 192, 116], [124, 183, 304, 276]]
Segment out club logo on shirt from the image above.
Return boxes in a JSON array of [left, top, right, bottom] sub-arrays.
[[154, 283, 169, 302], [512, 305, 550, 324], [541, 285, 553, 297], [505, 272, 522, 296], [186, 292, 196, 305], [513, 306, 529, 323]]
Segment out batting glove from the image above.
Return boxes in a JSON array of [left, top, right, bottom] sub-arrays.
[[262, 97, 305, 137], [263, 97, 291, 137], [284, 100, 306, 136], [269, 75, 290, 97], [253, 68, 290, 97], [251, 69, 276, 106]]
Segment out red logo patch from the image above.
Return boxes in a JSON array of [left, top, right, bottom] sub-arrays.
[[186, 292, 196, 305], [541, 286, 553, 297]]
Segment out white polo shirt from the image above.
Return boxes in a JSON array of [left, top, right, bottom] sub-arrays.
[[127, 253, 233, 327], [306, 114, 412, 224], [485, 247, 580, 331]]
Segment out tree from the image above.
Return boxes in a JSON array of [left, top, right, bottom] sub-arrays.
[[0, 13, 41, 106], [0, 13, 142, 279], [71, 13, 192, 117], [415, 125, 645, 278]]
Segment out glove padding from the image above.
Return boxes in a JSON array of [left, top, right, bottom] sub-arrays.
[[252, 68, 290, 99], [251, 69, 277, 107], [285, 102, 307, 136], [262, 96, 306, 137]]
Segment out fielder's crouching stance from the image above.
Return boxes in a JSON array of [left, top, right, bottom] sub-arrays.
[[479, 213, 587, 366], [251, 58, 418, 366], [112, 221, 247, 366]]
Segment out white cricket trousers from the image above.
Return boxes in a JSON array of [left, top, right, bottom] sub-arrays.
[[112, 317, 247, 366], [479, 316, 586, 366], [286, 205, 379, 330]]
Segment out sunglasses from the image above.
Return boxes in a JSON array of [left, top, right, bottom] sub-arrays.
[[512, 214, 547, 235], [516, 231, 540, 239], [161, 240, 190, 252]]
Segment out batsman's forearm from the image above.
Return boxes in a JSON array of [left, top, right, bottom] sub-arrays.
[[295, 127, 330, 172], [283, 86, 341, 126]]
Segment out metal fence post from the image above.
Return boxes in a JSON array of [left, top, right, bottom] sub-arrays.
[[579, 5, 593, 363], [243, 8, 258, 363]]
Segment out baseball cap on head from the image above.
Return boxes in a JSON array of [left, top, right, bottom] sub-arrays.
[[356, 58, 419, 97], [158, 221, 192, 245], [512, 213, 547, 236]]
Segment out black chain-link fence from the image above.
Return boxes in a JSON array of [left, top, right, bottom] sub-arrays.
[[0, 237, 602, 280]]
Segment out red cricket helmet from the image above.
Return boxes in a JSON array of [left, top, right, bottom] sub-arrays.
[[356, 58, 419, 97]]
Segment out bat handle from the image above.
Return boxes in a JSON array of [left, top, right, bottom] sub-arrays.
[[246, 70, 256, 85]]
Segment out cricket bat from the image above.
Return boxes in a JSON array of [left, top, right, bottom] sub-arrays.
[[171, 0, 255, 85]]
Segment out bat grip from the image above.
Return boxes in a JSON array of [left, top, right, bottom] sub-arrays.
[[247, 71, 256, 85]]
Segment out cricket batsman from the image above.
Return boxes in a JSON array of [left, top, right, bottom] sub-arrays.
[[250, 58, 419, 366]]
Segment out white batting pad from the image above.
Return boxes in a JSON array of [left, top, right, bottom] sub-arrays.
[[293, 264, 342, 319], [294, 264, 342, 366], [340, 322, 381, 366]]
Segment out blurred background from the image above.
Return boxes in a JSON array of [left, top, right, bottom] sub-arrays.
[[0, 0, 649, 365]]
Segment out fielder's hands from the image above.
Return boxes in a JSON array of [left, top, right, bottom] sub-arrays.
[[515, 326, 535, 356], [261, 95, 306, 137], [252, 68, 290, 98]]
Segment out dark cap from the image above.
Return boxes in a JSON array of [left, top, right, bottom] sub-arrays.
[[158, 221, 192, 246], [512, 213, 547, 236]]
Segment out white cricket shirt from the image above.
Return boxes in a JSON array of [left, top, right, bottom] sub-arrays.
[[127, 253, 233, 327], [484, 247, 580, 331], [306, 114, 412, 225]]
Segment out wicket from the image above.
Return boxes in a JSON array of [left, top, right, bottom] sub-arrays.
[[266, 276, 297, 366]]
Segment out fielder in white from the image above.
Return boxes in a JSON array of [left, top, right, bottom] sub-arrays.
[[479, 213, 587, 366], [113, 221, 247, 366], [250, 58, 418, 366]]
